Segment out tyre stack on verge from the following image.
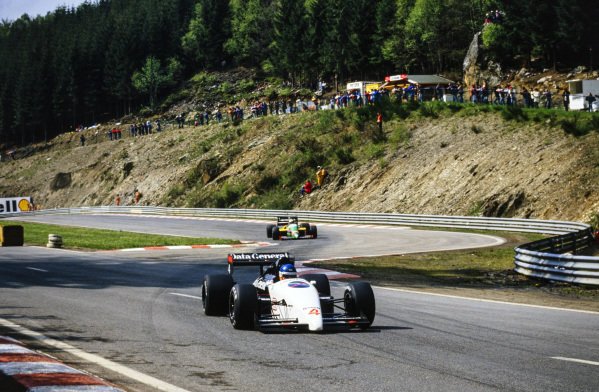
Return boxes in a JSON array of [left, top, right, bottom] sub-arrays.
[[0, 225, 24, 246], [47, 234, 63, 248]]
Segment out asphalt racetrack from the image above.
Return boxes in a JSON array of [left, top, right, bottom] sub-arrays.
[[0, 214, 597, 392]]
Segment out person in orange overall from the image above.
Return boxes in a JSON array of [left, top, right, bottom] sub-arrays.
[[316, 166, 328, 188]]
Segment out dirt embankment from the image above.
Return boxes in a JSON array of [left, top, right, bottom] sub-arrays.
[[299, 114, 599, 223], [1, 111, 599, 225]]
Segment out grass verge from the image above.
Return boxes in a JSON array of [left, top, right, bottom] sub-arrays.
[[2, 221, 239, 250]]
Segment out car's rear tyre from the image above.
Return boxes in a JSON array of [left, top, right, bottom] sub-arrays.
[[266, 224, 275, 238], [344, 282, 375, 329], [202, 274, 234, 316], [272, 227, 280, 240], [229, 283, 257, 330], [299, 223, 310, 230], [309, 225, 318, 239]]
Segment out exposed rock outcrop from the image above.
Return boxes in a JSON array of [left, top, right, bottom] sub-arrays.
[[463, 32, 504, 88]]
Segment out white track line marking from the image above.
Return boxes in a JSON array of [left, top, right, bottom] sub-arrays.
[[169, 293, 201, 300], [379, 287, 599, 315], [551, 357, 599, 366], [30, 246, 86, 254], [0, 318, 192, 392], [26, 267, 48, 272]]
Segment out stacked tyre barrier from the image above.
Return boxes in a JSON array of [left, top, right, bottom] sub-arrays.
[[0, 225, 24, 247], [46, 234, 63, 248], [2, 206, 599, 285]]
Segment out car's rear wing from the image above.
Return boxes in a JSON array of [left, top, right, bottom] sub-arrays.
[[277, 216, 298, 225], [227, 252, 294, 275]]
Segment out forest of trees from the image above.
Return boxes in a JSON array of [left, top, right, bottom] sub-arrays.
[[1, 0, 597, 146]]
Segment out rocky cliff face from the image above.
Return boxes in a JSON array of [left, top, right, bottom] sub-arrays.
[[298, 114, 599, 222]]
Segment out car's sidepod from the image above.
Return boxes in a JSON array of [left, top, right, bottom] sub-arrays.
[[270, 279, 323, 331]]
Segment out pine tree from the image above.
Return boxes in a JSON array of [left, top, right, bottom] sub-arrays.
[[182, 0, 231, 69], [225, 0, 275, 67], [270, 0, 307, 84]]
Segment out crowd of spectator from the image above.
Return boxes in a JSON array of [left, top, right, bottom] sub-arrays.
[[32, 74, 597, 154], [465, 83, 577, 110], [484, 10, 504, 24]]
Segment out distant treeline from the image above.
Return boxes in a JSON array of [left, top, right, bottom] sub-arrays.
[[0, 0, 597, 145]]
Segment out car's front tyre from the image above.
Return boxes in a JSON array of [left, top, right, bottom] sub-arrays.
[[229, 284, 258, 330], [272, 227, 281, 240], [344, 281, 376, 329], [309, 225, 318, 239]]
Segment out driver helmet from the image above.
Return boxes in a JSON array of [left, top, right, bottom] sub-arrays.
[[279, 264, 297, 280], [288, 218, 295, 224]]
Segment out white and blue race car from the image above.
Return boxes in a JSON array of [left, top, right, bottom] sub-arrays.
[[201, 252, 375, 331]]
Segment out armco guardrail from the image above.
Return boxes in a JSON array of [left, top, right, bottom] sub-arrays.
[[3, 206, 598, 285], [514, 229, 599, 285]]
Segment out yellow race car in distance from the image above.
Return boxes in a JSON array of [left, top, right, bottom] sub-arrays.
[[266, 216, 317, 240]]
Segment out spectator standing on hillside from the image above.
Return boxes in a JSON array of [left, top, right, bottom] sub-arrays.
[[586, 92, 596, 112], [521, 88, 531, 107], [80, 134, 85, 146], [316, 166, 328, 188], [115, 194, 121, 206], [483, 83, 490, 103], [510, 86, 517, 106], [544, 89, 552, 109], [562, 89, 570, 111], [531, 89, 540, 108], [134, 190, 142, 204], [470, 84, 477, 103], [376, 112, 383, 132]]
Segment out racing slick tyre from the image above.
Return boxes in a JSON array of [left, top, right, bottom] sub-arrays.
[[299, 223, 310, 230], [303, 273, 332, 314], [266, 224, 275, 238], [229, 284, 258, 330], [344, 282, 376, 329], [272, 227, 281, 240], [302, 273, 330, 296], [202, 274, 234, 316], [309, 225, 317, 239]]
